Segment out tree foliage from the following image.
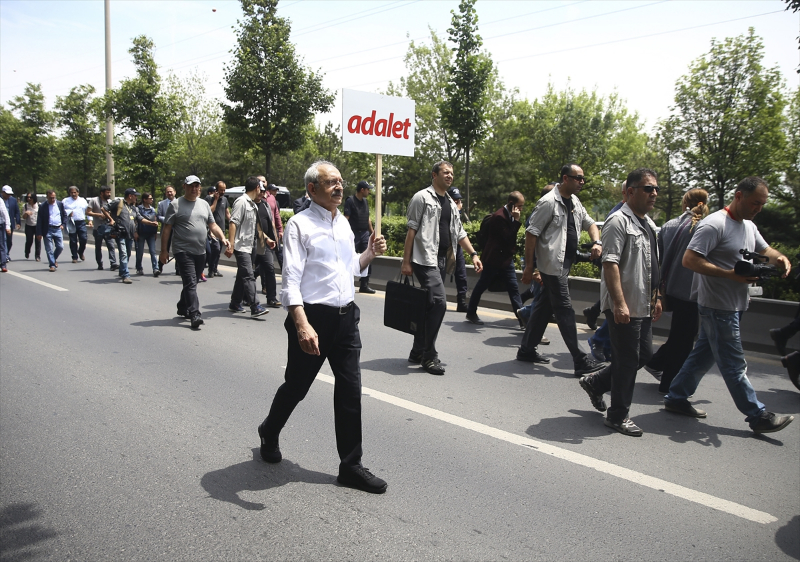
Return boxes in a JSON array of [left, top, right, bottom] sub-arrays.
[[54, 84, 105, 193], [667, 28, 787, 209], [222, 0, 334, 181], [2, 83, 55, 192]]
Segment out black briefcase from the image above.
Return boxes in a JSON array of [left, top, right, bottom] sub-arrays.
[[384, 275, 427, 336]]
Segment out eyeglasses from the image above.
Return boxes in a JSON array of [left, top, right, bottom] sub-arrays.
[[633, 185, 660, 194], [565, 174, 585, 182], [316, 178, 345, 189]]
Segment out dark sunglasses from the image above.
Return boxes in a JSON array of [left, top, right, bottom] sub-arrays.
[[633, 185, 660, 194], [565, 174, 585, 182]]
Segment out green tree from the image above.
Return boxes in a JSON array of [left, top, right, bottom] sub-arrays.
[[0, 107, 22, 186], [54, 84, 105, 193], [106, 35, 179, 191], [3, 83, 55, 193], [222, 0, 334, 181], [667, 28, 787, 209], [440, 0, 493, 211]]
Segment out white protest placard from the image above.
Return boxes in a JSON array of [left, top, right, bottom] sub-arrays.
[[342, 89, 415, 157]]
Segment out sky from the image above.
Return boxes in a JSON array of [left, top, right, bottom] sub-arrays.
[[1, 0, 798, 134]]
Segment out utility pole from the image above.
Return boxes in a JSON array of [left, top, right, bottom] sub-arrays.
[[104, 0, 115, 197]]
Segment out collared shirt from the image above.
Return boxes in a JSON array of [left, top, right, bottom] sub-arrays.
[[600, 203, 659, 318], [406, 185, 467, 267], [527, 185, 595, 276], [157, 198, 174, 225], [88, 197, 110, 228], [0, 199, 9, 226], [229, 192, 258, 252], [62, 196, 88, 221], [23, 202, 38, 227], [280, 201, 367, 309], [48, 202, 62, 226]]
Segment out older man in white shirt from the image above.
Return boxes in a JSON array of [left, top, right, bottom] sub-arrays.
[[257, 160, 388, 494]]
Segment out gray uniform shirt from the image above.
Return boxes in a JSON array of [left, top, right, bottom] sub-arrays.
[[406, 186, 466, 267], [164, 197, 214, 255], [687, 209, 767, 312]]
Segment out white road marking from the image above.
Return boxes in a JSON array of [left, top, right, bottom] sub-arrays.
[[5, 271, 69, 292], [316, 373, 776, 524]]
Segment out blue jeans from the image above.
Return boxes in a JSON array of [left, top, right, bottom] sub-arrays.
[[518, 281, 542, 322], [135, 233, 158, 272], [43, 226, 64, 267], [589, 320, 612, 357], [116, 237, 133, 279], [0, 225, 7, 266], [667, 305, 764, 421], [68, 220, 88, 260]]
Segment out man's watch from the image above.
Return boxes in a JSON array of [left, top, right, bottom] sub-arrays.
[[470, 252, 478, 258], [591, 240, 602, 246]]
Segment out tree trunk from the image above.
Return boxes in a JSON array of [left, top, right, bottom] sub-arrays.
[[465, 148, 470, 213], [265, 150, 272, 183]]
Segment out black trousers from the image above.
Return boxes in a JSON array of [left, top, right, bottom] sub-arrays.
[[231, 249, 259, 311], [174, 252, 205, 318], [411, 258, 448, 361], [93, 226, 117, 267], [646, 296, 698, 392], [467, 262, 522, 315], [592, 313, 653, 423], [453, 246, 467, 297], [353, 230, 371, 286], [255, 248, 277, 301], [25, 224, 41, 259], [261, 303, 363, 469], [520, 264, 587, 366], [207, 237, 221, 275]]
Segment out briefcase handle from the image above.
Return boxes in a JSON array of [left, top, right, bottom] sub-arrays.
[[395, 271, 418, 287]]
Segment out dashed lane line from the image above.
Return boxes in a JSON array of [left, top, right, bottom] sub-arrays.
[[5, 271, 69, 292], [315, 372, 777, 524]]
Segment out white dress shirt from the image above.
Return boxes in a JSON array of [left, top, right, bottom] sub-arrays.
[[280, 202, 368, 309], [62, 196, 89, 221]]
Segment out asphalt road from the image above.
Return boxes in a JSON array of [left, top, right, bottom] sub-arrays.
[[1, 236, 798, 561]]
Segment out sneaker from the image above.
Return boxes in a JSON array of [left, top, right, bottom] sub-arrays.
[[422, 358, 445, 375], [663, 398, 707, 418], [514, 309, 526, 329], [110, 264, 118, 271], [214, 271, 224, 277], [770, 329, 788, 356], [257, 424, 282, 463], [604, 417, 643, 436], [588, 336, 606, 362], [516, 349, 550, 364], [578, 375, 607, 412], [122, 277, 132, 284], [251, 305, 269, 318], [267, 300, 282, 308], [408, 351, 423, 364], [574, 358, 606, 377], [749, 411, 794, 434], [644, 365, 663, 381], [190, 315, 204, 330], [359, 286, 376, 294], [583, 306, 599, 331], [153, 269, 160, 278], [540, 336, 550, 345], [465, 312, 484, 325], [337, 465, 387, 494], [229, 304, 245, 313]]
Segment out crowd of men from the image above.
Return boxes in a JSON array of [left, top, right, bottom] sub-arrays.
[[1, 158, 797, 494]]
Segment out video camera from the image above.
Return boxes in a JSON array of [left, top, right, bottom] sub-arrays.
[[574, 242, 601, 267], [733, 249, 778, 282]]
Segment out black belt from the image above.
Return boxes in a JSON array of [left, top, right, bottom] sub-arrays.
[[305, 301, 354, 315]]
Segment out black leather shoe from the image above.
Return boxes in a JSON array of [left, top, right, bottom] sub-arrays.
[[456, 297, 468, 313], [516, 350, 550, 364], [359, 285, 376, 294], [337, 465, 387, 494], [110, 264, 118, 271], [664, 399, 707, 418], [465, 313, 484, 325], [583, 306, 599, 331], [190, 315, 204, 330], [770, 329, 788, 356], [267, 300, 282, 308], [604, 417, 643, 436], [258, 425, 282, 463], [574, 358, 606, 377]]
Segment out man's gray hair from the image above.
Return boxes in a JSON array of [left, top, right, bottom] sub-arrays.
[[304, 160, 336, 190]]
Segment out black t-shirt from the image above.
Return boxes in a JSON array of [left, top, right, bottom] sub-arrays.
[[563, 197, 578, 264], [205, 194, 228, 232], [436, 194, 451, 258], [636, 215, 659, 293], [344, 195, 370, 232]]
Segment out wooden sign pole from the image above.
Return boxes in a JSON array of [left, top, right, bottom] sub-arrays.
[[375, 153, 382, 238]]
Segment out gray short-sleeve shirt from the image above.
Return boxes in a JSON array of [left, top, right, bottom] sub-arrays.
[[688, 210, 768, 312], [164, 197, 214, 255]]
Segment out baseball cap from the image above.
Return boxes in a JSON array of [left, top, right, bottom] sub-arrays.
[[357, 180, 373, 191], [124, 188, 139, 197], [2, 185, 12, 194], [448, 188, 462, 200], [184, 175, 201, 185], [267, 183, 278, 191]]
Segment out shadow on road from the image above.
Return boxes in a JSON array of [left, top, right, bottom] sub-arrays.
[[200, 449, 333, 511], [80, 277, 125, 285], [775, 515, 800, 560], [130, 317, 191, 329], [0, 502, 58, 561], [526, 409, 610, 444], [360, 358, 424, 377]]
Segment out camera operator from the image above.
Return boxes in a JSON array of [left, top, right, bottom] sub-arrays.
[[663, 177, 794, 434]]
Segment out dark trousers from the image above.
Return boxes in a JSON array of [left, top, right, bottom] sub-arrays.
[[159, 230, 174, 273], [592, 314, 653, 422], [0, 226, 6, 265], [174, 252, 205, 318], [24, 224, 41, 260], [520, 265, 587, 366], [353, 230, 371, 286], [453, 246, 467, 297], [93, 226, 117, 267], [206, 237, 221, 275], [411, 258, 448, 361], [4, 225, 12, 255], [467, 262, 522, 315], [647, 297, 698, 392], [68, 220, 88, 260], [231, 249, 259, 311], [261, 303, 363, 469], [255, 248, 277, 301]]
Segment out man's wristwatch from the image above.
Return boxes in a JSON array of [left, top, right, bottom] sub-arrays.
[[591, 240, 602, 246], [470, 252, 478, 258]]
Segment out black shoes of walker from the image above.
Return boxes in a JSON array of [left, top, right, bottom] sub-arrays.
[[574, 357, 606, 377], [258, 425, 282, 463], [663, 398, 707, 418], [465, 312, 484, 325], [749, 411, 794, 434], [583, 306, 599, 331], [516, 349, 550, 364], [359, 285, 376, 294], [337, 464, 387, 494]]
